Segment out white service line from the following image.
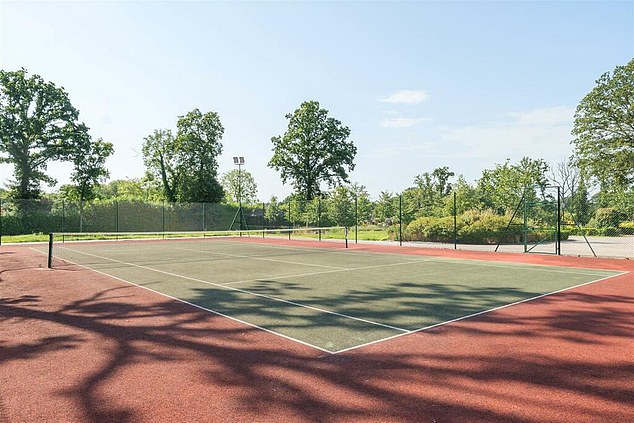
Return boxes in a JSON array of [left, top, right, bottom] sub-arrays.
[[172, 245, 348, 270], [31, 247, 334, 354], [332, 270, 629, 354], [54, 245, 410, 333]]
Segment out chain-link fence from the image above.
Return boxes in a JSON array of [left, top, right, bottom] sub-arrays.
[[1, 193, 632, 258]]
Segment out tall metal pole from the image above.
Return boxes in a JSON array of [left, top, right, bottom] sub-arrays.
[[557, 186, 561, 255], [355, 195, 358, 244], [399, 195, 403, 247], [453, 191, 457, 250]]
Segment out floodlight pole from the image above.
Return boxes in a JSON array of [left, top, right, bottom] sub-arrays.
[[231, 156, 246, 232]]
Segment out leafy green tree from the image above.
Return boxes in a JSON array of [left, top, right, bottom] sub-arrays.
[[572, 59, 634, 188], [68, 136, 114, 205], [327, 186, 355, 227], [175, 109, 224, 203], [444, 175, 480, 215], [478, 157, 549, 214], [348, 182, 372, 224], [0, 68, 88, 198], [265, 195, 282, 226], [142, 109, 225, 203], [374, 191, 396, 224], [269, 100, 357, 200], [142, 129, 179, 202], [412, 166, 455, 217], [220, 169, 258, 205]]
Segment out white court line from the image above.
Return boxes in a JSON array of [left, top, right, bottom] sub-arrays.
[[53, 246, 410, 333], [172, 246, 348, 270], [221, 258, 434, 286], [31, 248, 334, 354], [36, 245, 629, 355], [158, 238, 620, 277], [332, 271, 629, 354]]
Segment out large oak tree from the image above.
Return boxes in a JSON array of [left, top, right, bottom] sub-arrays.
[[572, 59, 634, 188], [269, 101, 357, 201], [0, 68, 89, 198]]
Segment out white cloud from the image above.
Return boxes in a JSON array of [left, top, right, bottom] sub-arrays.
[[380, 90, 429, 105], [380, 117, 431, 128], [438, 106, 575, 161]]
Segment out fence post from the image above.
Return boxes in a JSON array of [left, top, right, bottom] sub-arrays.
[[202, 202, 206, 231], [453, 191, 457, 250], [115, 200, 119, 241], [262, 202, 266, 238], [399, 195, 403, 247], [288, 201, 292, 240], [355, 195, 358, 244], [318, 197, 322, 241], [557, 186, 561, 255], [0, 198, 3, 246], [62, 200, 65, 244], [48, 233, 53, 269], [162, 201, 165, 239]]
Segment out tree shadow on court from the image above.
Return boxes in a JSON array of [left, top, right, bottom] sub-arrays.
[[1, 265, 632, 422]]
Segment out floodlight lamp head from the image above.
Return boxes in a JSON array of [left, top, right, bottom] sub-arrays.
[[233, 156, 245, 165], [233, 157, 239, 164], [239, 156, 245, 165]]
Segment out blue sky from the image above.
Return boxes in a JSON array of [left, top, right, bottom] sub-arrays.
[[1, 0, 632, 199]]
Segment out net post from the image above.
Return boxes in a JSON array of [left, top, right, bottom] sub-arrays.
[[262, 202, 265, 238], [202, 202, 206, 231], [47, 233, 53, 269], [399, 195, 403, 247], [345, 226, 348, 248], [162, 201, 165, 239], [523, 192, 528, 253], [288, 201, 291, 240]]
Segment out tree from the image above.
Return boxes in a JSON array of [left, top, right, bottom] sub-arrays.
[[269, 101, 357, 200], [0, 68, 88, 198], [142, 109, 225, 203], [175, 109, 225, 203], [478, 157, 549, 214], [572, 59, 634, 188], [142, 129, 179, 202], [412, 166, 455, 217], [374, 191, 396, 224], [69, 135, 114, 205], [220, 169, 258, 205]]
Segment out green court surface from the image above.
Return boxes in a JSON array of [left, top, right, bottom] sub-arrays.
[[42, 238, 622, 353]]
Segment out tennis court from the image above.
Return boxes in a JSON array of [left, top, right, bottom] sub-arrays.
[[43, 232, 624, 353]]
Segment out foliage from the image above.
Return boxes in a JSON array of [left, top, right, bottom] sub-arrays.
[[220, 169, 258, 205], [326, 186, 356, 227], [0, 68, 88, 199], [265, 196, 283, 226], [68, 136, 114, 204], [572, 59, 634, 188], [374, 191, 397, 224], [477, 157, 549, 214], [175, 109, 225, 203], [269, 100, 357, 200], [142, 109, 225, 203], [591, 208, 627, 228], [619, 221, 634, 235], [142, 129, 179, 202]]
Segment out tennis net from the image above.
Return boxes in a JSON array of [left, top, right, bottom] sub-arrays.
[[46, 226, 349, 268]]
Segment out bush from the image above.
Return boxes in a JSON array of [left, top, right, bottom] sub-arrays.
[[619, 221, 634, 235], [592, 208, 627, 228], [405, 216, 456, 242]]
